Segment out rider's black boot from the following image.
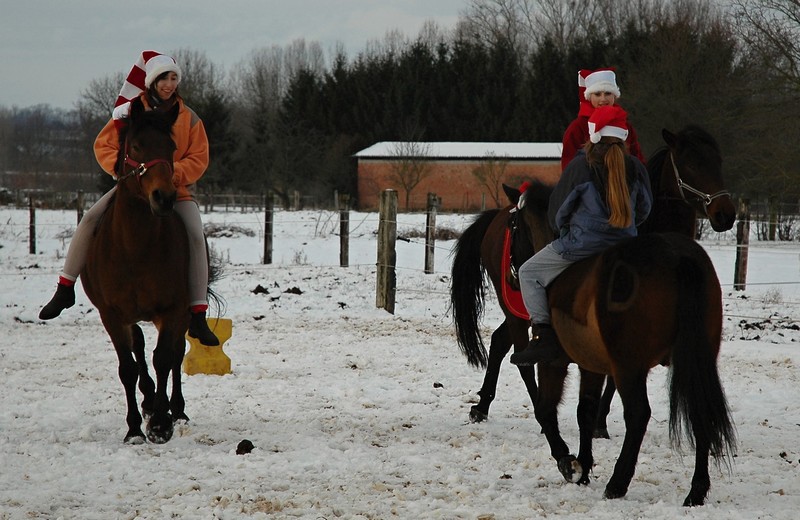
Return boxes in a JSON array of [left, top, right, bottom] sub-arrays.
[[39, 284, 76, 320], [510, 324, 563, 366]]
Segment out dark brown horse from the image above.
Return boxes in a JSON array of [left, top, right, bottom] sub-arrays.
[[80, 98, 200, 444], [593, 125, 736, 436], [451, 126, 736, 436], [516, 192, 736, 506]]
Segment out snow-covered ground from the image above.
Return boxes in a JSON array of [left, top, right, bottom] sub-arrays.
[[0, 207, 798, 519]]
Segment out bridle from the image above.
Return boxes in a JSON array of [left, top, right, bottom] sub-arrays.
[[669, 152, 731, 216], [116, 138, 173, 183]]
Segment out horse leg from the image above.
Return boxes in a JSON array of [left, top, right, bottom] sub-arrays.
[[604, 373, 651, 499], [146, 327, 183, 443], [103, 319, 146, 443], [131, 324, 155, 418], [684, 437, 712, 506], [512, 318, 540, 417], [169, 334, 189, 423], [594, 376, 616, 439], [533, 363, 574, 480], [575, 370, 605, 485], [470, 321, 510, 422]]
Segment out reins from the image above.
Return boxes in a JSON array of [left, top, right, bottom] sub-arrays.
[[668, 152, 731, 216]]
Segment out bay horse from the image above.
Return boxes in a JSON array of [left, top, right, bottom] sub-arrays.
[[80, 98, 205, 444], [451, 125, 736, 437], [515, 189, 736, 506]]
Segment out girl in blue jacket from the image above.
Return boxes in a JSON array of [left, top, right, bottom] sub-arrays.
[[511, 105, 652, 366]]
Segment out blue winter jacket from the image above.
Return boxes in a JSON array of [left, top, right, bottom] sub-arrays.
[[548, 150, 652, 261]]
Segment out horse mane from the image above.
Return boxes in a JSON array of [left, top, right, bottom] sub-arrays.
[[521, 180, 552, 213], [114, 105, 178, 176], [646, 147, 668, 191], [677, 125, 720, 154]]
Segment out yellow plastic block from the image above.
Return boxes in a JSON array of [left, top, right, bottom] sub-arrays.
[[183, 318, 232, 375]]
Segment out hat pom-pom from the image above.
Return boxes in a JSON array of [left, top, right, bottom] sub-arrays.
[[590, 133, 602, 144]]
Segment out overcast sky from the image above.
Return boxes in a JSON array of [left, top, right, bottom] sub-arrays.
[[0, 0, 466, 110]]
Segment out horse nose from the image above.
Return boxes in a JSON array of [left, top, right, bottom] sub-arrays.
[[150, 189, 176, 216], [710, 209, 736, 232]]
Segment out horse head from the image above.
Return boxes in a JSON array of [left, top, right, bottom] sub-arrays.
[[514, 181, 556, 253], [119, 98, 179, 216], [662, 127, 736, 232]]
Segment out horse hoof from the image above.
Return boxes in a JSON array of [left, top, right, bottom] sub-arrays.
[[604, 485, 627, 499], [469, 406, 488, 423], [124, 430, 146, 444], [173, 413, 190, 423], [147, 416, 174, 444], [683, 491, 707, 507], [557, 455, 582, 483], [593, 428, 610, 439]]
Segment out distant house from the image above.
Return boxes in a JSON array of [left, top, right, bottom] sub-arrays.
[[354, 141, 562, 211]]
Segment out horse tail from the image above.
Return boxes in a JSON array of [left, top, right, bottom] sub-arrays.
[[668, 250, 736, 468], [205, 238, 227, 317], [451, 209, 499, 369]]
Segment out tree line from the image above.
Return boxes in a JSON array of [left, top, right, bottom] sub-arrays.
[[1, 0, 798, 209]]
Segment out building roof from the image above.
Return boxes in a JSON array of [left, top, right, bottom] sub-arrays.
[[354, 141, 563, 160]]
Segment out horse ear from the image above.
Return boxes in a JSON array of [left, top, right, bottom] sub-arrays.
[[662, 128, 677, 148], [503, 184, 521, 205], [129, 97, 145, 120], [167, 101, 180, 125]]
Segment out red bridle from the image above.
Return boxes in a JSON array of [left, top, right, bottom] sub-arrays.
[[117, 155, 173, 182]]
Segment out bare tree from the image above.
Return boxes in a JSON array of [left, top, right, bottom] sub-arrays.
[[0, 106, 12, 176], [172, 48, 228, 104], [388, 141, 433, 210], [457, 0, 601, 55], [730, 0, 800, 92], [229, 39, 328, 197], [472, 153, 510, 207]]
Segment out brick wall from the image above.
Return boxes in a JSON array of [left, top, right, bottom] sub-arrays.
[[357, 159, 561, 211]]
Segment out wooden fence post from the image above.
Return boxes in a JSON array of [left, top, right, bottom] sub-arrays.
[[28, 197, 36, 255], [424, 192, 439, 274], [339, 194, 350, 268], [263, 192, 273, 264], [376, 189, 397, 314], [734, 197, 750, 291]]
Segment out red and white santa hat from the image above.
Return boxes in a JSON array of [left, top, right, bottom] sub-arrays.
[[581, 68, 621, 100], [112, 51, 181, 122], [588, 105, 629, 143]]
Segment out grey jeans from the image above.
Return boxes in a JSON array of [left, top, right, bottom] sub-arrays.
[[61, 188, 209, 306], [518, 243, 576, 324]]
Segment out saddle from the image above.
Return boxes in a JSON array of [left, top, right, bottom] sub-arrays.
[[501, 214, 531, 320]]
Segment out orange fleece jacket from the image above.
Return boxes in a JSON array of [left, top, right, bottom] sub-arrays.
[[94, 95, 209, 201]]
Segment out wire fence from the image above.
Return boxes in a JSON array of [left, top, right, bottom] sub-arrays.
[[5, 198, 800, 321]]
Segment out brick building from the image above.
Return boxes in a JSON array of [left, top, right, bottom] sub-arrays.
[[354, 141, 562, 211]]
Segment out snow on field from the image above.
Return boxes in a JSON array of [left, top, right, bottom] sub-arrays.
[[0, 207, 798, 519]]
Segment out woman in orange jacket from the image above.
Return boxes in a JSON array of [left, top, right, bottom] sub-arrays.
[[39, 51, 219, 346]]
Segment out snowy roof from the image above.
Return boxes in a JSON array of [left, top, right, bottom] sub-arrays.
[[354, 141, 562, 160]]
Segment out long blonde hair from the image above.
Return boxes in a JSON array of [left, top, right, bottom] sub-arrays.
[[585, 138, 632, 228]]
